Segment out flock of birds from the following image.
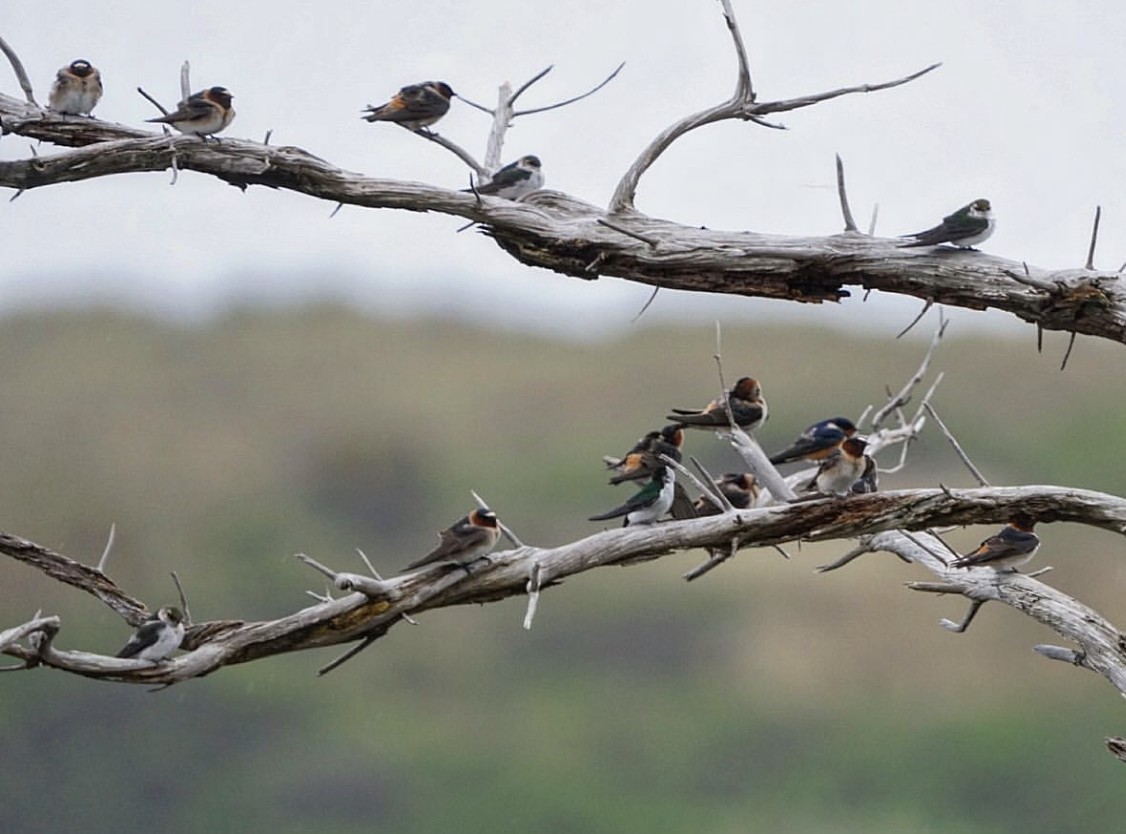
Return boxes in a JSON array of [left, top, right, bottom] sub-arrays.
[[42, 61, 1018, 659], [45, 62, 544, 199]]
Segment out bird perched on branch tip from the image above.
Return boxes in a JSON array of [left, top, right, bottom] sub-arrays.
[[362, 81, 455, 132]]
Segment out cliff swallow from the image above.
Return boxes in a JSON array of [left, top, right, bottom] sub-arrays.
[[589, 467, 676, 527], [850, 455, 879, 494], [116, 606, 184, 663], [48, 59, 103, 116], [949, 515, 1040, 571], [768, 417, 857, 465], [805, 437, 870, 495], [607, 424, 684, 485], [405, 508, 500, 570], [901, 199, 994, 249], [146, 86, 235, 137], [473, 155, 544, 199], [693, 472, 758, 516], [362, 81, 455, 132], [667, 377, 768, 432]]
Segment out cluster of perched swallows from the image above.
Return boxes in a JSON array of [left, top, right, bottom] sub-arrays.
[[47, 62, 545, 200]]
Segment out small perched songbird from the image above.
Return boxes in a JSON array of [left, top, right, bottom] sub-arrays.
[[116, 606, 184, 663], [949, 515, 1040, 571], [472, 155, 544, 199], [805, 437, 870, 496], [405, 508, 500, 570], [146, 86, 235, 137], [362, 81, 455, 132], [901, 199, 994, 249], [768, 417, 858, 465], [693, 472, 758, 516], [589, 467, 676, 527], [850, 455, 879, 494], [667, 377, 768, 432], [48, 59, 103, 116], [607, 424, 684, 485]]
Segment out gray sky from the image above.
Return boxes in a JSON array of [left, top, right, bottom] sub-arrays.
[[3, 0, 1124, 340]]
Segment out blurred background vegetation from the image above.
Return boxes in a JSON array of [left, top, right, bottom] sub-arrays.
[[1, 305, 1124, 833]]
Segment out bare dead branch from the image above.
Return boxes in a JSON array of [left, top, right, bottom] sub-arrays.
[[513, 62, 626, 116], [870, 312, 947, 429], [597, 217, 660, 247], [939, 599, 986, 633], [923, 402, 991, 487], [96, 522, 116, 573], [0, 35, 37, 106], [1086, 205, 1102, 271], [718, 0, 754, 99], [136, 87, 170, 116], [1061, 331, 1078, 371], [630, 286, 661, 323], [179, 61, 191, 102], [896, 299, 934, 339], [752, 63, 942, 116], [836, 153, 858, 232], [171, 571, 192, 624]]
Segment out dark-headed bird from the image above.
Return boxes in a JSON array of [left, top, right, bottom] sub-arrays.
[[48, 59, 103, 116], [362, 81, 455, 132], [901, 199, 994, 249], [405, 508, 501, 571], [693, 473, 758, 516], [666, 377, 767, 432], [949, 515, 1039, 571], [804, 437, 871, 496], [607, 424, 684, 485], [768, 416, 857, 465], [146, 86, 235, 137]]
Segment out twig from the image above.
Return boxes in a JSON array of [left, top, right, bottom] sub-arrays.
[[318, 634, 377, 676], [179, 61, 191, 102], [923, 402, 990, 487], [508, 65, 554, 108], [96, 522, 116, 573], [683, 534, 740, 582], [136, 87, 170, 116], [1034, 644, 1085, 665], [522, 561, 542, 630], [357, 548, 416, 624], [415, 129, 488, 179], [1060, 331, 1078, 372], [597, 217, 659, 247], [753, 63, 941, 116], [835, 154, 858, 232], [868, 203, 879, 236], [939, 599, 985, 633], [170, 570, 192, 624], [1085, 205, 1101, 271], [630, 286, 661, 323], [895, 299, 934, 339], [659, 454, 720, 509], [718, 0, 754, 100], [871, 311, 947, 429], [0, 35, 37, 106], [513, 62, 626, 116], [689, 455, 733, 511], [815, 539, 875, 573]]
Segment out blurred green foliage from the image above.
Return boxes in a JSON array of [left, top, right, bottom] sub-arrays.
[[1, 306, 1124, 833]]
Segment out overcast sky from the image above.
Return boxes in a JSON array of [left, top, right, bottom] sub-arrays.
[[3, 1, 1124, 340]]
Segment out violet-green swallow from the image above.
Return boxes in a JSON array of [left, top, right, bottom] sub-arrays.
[[769, 416, 857, 465], [901, 199, 994, 249], [116, 606, 184, 663], [48, 59, 103, 116], [405, 508, 500, 570], [667, 377, 768, 432], [362, 81, 455, 132], [607, 424, 684, 485], [146, 87, 235, 137], [693, 472, 758, 516], [589, 467, 675, 527], [949, 515, 1039, 571], [804, 437, 870, 496], [473, 155, 544, 199]]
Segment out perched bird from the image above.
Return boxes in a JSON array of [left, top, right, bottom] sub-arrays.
[[769, 417, 857, 465], [405, 508, 500, 570], [805, 437, 870, 495], [589, 467, 675, 527], [667, 377, 768, 432], [362, 81, 455, 132], [472, 155, 544, 199], [607, 424, 684, 485], [146, 86, 235, 137], [901, 199, 994, 249], [850, 455, 879, 494], [116, 606, 184, 663], [48, 59, 103, 116], [693, 472, 758, 516], [949, 515, 1040, 571]]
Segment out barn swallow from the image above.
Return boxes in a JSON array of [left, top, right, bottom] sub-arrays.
[[362, 81, 455, 132], [48, 59, 103, 116], [804, 437, 870, 495], [589, 467, 676, 527], [949, 514, 1039, 571], [115, 606, 184, 663], [850, 455, 879, 494], [405, 508, 500, 570], [607, 424, 684, 485], [146, 87, 235, 137], [472, 155, 544, 199], [693, 473, 758, 516], [667, 377, 768, 432], [769, 417, 858, 465], [901, 199, 994, 249]]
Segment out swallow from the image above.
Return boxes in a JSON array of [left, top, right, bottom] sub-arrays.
[[589, 467, 675, 527], [146, 87, 235, 137], [115, 606, 184, 663], [405, 508, 500, 570], [471, 155, 544, 199], [667, 377, 768, 432], [949, 514, 1040, 571], [48, 59, 103, 116], [362, 81, 455, 132], [693, 473, 758, 516], [901, 199, 994, 249], [804, 437, 870, 496], [607, 424, 684, 485], [850, 455, 879, 494], [769, 417, 858, 465]]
